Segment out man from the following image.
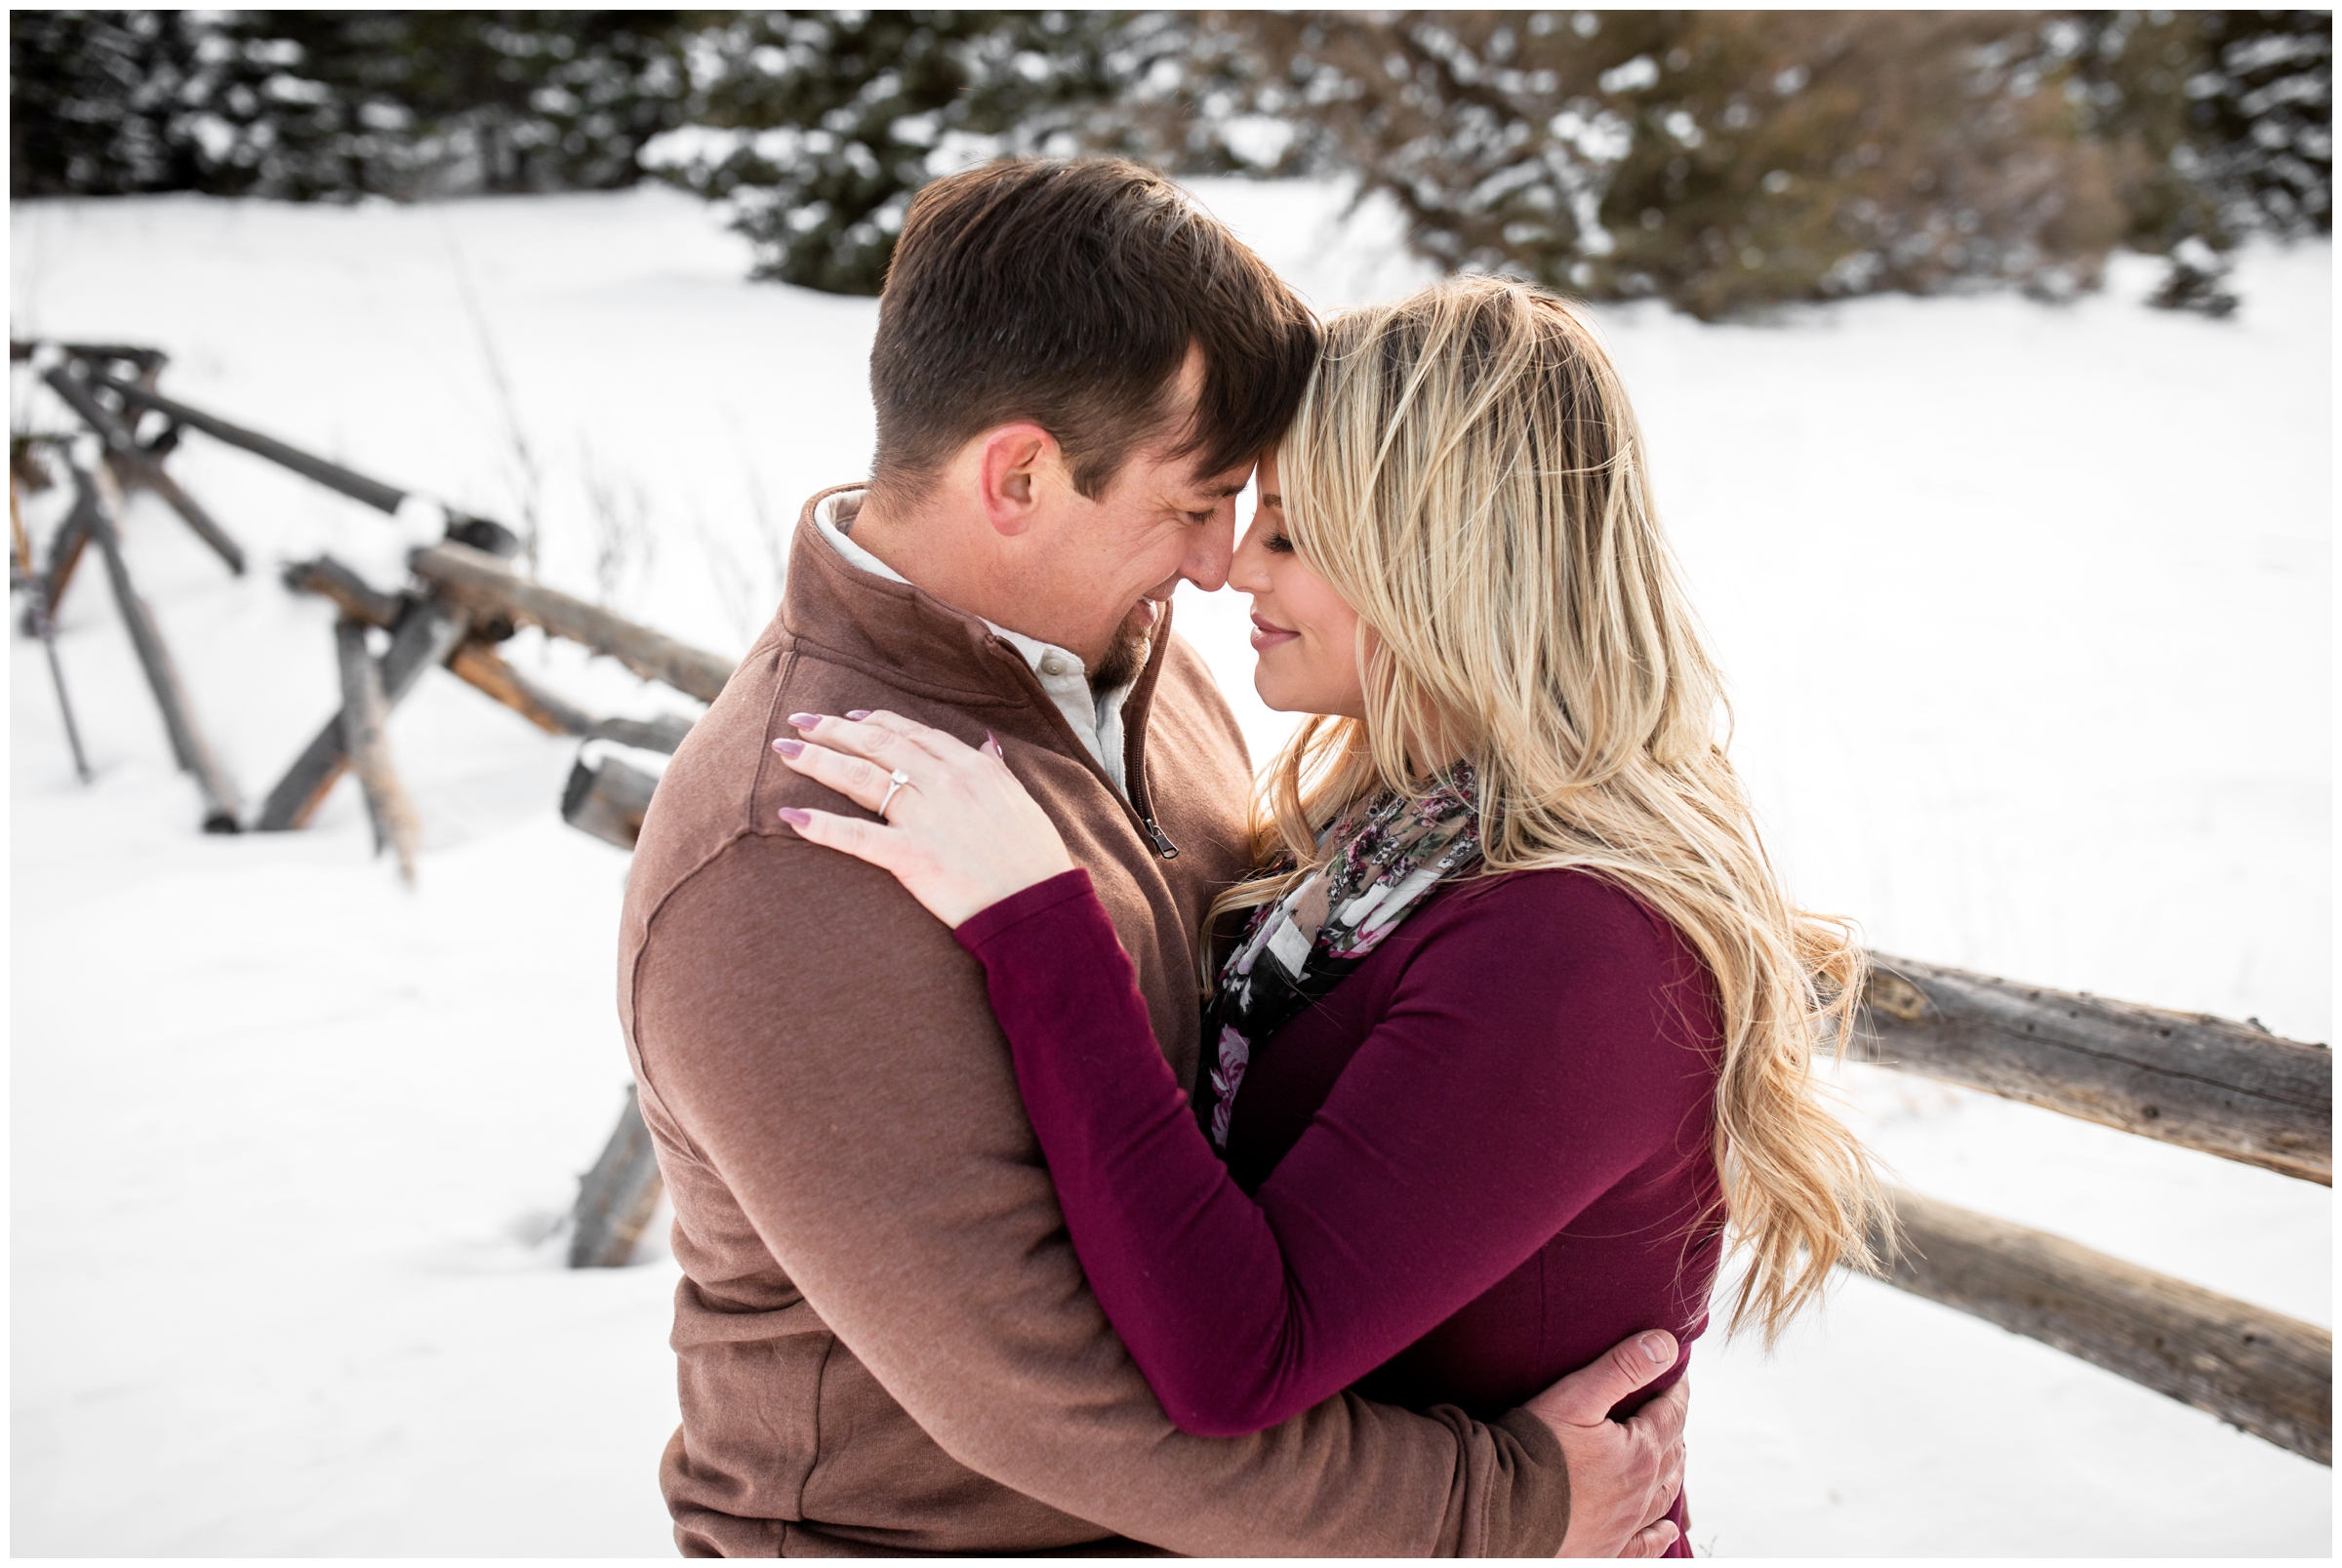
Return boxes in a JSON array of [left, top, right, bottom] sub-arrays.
[[620, 158, 1689, 1556]]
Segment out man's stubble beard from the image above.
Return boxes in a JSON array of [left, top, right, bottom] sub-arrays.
[[1089, 606, 1153, 693]]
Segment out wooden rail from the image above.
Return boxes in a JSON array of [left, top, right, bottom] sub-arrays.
[[562, 753, 660, 850], [410, 541, 736, 703], [90, 371, 410, 515], [281, 554, 700, 755], [283, 556, 404, 629], [42, 364, 246, 575], [1859, 956, 2331, 1186], [1878, 1188, 2331, 1466]]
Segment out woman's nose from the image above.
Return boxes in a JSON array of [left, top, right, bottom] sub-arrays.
[[1228, 527, 1272, 592]]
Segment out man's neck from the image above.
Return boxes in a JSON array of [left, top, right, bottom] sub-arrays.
[[848, 487, 1091, 663]]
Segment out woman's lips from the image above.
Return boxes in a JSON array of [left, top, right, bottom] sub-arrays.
[[1249, 613, 1299, 651]]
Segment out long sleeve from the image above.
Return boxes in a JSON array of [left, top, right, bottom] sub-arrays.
[[953, 865, 1710, 1439], [630, 835, 1574, 1556]]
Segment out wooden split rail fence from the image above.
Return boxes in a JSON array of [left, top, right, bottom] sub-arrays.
[[1855, 964, 2329, 1464], [10, 340, 2328, 1467], [8, 338, 705, 858]]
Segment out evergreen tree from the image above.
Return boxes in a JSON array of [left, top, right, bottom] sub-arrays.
[[1198, 12, 2137, 319], [11, 10, 696, 200], [12, 10, 2331, 317], [11, 10, 217, 195], [649, 10, 1191, 293]]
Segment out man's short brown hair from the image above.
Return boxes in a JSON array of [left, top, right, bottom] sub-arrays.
[[868, 159, 1318, 505]]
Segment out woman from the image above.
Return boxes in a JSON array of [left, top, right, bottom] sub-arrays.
[[773, 276, 1884, 1556]]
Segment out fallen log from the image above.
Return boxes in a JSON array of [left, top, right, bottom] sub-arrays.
[[1859, 956, 2331, 1186], [42, 364, 245, 575], [282, 556, 405, 630], [256, 600, 470, 830], [447, 640, 596, 737], [410, 541, 736, 703], [569, 1086, 665, 1268], [561, 753, 661, 851], [76, 461, 239, 830], [335, 619, 421, 884], [1877, 1187, 2330, 1466]]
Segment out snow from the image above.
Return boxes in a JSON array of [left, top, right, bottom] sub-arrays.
[[10, 181, 2329, 1556]]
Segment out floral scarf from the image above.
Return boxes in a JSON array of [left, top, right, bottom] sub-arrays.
[[1201, 764, 1484, 1150]]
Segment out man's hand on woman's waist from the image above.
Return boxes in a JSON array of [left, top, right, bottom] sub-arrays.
[[1531, 1329, 1690, 1557]]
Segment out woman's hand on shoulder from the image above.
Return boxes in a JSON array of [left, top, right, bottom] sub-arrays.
[[771, 710, 1074, 928]]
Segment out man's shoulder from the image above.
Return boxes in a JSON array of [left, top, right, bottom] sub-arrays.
[[625, 622, 792, 918], [624, 624, 935, 941]]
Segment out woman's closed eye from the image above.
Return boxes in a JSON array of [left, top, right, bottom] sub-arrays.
[[1262, 532, 1295, 554]]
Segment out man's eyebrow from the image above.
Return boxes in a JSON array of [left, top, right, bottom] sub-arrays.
[[1210, 481, 1249, 498]]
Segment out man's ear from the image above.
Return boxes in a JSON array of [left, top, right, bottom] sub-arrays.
[[977, 424, 1056, 538]]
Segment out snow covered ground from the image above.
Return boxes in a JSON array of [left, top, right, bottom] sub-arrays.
[[10, 182, 2329, 1556]]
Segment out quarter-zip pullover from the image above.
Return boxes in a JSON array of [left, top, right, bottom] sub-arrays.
[[616, 486, 1572, 1556], [813, 487, 1140, 798]]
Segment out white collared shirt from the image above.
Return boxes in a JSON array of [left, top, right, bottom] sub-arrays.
[[814, 489, 1139, 797]]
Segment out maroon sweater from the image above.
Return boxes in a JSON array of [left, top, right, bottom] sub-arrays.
[[956, 864, 1724, 1548]]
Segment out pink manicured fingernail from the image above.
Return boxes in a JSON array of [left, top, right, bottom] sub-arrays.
[[846, 708, 872, 721], [1639, 1332, 1674, 1363], [787, 712, 822, 730], [778, 807, 811, 828], [773, 738, 804, 758], [985, 730, 1001, 756]]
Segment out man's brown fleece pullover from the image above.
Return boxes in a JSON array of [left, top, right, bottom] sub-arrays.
[[616, 487, 1572, 1555]]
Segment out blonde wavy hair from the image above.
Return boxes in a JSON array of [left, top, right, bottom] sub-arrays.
[[1214, 274, 1886, 1340]]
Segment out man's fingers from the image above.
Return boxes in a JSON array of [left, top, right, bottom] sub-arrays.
[[1539, 1330, 1679, 1427], [1639, 1450, 1685, 1531], [773, 738, 895, 814], [1629, 1375, 1691, 1452], [1619, 1520, 1679, 1559]]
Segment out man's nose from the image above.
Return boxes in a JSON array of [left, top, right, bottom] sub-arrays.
[[1180, 506, 1236, 593]]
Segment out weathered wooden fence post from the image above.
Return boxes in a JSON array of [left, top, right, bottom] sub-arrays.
[[570, 1086, 665, 1268], [73, 458, 240, 830], [333, 618, 422, 884]]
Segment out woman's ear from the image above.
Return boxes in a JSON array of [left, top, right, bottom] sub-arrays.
[[977, 423, 1055, 538]]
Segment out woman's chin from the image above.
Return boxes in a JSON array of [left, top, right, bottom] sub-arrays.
[[1250, 666, 1309, 715]]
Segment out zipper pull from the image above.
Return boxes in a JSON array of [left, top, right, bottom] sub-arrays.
[[1142, 818, 1180, 860]]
